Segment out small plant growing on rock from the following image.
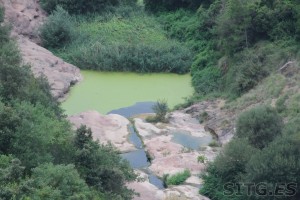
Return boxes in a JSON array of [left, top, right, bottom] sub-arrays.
[[39, 6, 75, 48], [164, 169, 191, 186], [197, 155, 208, 164], [198, 111, 209, 123], [208, 140, 221, 147], [146, 99, 169, 123]]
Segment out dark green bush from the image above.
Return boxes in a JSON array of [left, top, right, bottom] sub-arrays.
[[192, 66, 221, 94], [200, 138, 257, 199], [39, 6, 75, 48], [236, 105, 283, 149], [222, 41, 294, 96], [74, 125, 137, 199], [40, 0, 137, 14], [244, 134, 300, 199], [212, 138, 258, 182], [191, 49, 218, 74]]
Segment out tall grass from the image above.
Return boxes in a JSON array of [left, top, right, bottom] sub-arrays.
[[48, 7, 193, 74]]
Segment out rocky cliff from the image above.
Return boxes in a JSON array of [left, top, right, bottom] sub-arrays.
[[0, 0, 82, 101]]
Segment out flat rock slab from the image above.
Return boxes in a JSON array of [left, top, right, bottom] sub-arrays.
[[68, 111, 135, 152], [149, 152, 206, 177], [167, 111, 207, 137], [128, 171, 207, 200]]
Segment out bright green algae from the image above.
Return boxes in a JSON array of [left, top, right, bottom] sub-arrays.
[[62, 70, 194, 115]]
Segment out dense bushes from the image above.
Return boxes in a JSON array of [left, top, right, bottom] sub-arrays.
[[73, 126, 137, 199], [156, 0, 300, 97], [40, 0, 137, 14], [200, 139, 257, 199], [191, 67, 221, 95], [200, 105, 300, 199], [62, 40, 192, 73], [236, 105, 283, 149], [39, 6, 75, 48], [0, 8, 137, 199], [45, 10, 193, 73]]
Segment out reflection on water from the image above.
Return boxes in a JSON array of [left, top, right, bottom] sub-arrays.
[[108, 102, 155, 118], [148, 173, 165, 189], [128, 125, 143, 149], [171, 131, 212, 150], [121, 150, 150, 169]]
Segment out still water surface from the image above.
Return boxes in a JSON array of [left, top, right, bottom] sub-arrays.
[[62, 70, 194, 115]]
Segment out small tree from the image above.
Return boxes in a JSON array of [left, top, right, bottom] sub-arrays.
[[39, 6, 75, 48], [152, 99, 169, 122], [236, 105, 283, 149]]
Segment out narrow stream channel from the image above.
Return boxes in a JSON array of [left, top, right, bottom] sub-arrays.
[[108, 103, 166, 189]]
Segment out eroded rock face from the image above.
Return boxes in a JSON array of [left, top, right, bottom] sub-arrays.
[[68, 111, 136, 153], [18, 37, 82, 100], [0, 0, 82, 101], [182, 100, 235, 144], [1, 0, 45, 42]]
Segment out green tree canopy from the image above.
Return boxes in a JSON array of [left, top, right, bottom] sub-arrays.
[[236, 105, 283, 149]]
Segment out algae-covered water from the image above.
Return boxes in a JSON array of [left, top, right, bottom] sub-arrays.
[[62, 70, 194, 115]]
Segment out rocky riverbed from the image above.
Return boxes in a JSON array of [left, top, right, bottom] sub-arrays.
[[1, 1, 235, 199], [68, 100, 234, 200]]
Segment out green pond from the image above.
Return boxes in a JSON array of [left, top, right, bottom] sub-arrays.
[[62, 70, 194, 115]]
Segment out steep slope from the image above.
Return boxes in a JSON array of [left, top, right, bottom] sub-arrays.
[[0, 0, 82, 101]]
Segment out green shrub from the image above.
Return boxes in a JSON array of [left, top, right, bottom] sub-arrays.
[[165, 169, 191, 186], [236, 105, 283, 149], [39, 6, 75, 48], [244, 134, 300, 199], [200, 138, 257, 199], [146, 100, 169, 123], [197, 155, 207, 164], [208, 140, 220, 147], [191, 48, 218, 75], [153, 100, 168, 121], [222, 41, 294, 96], [198, 111, 209, 124], [192, 67, 221, 94]]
